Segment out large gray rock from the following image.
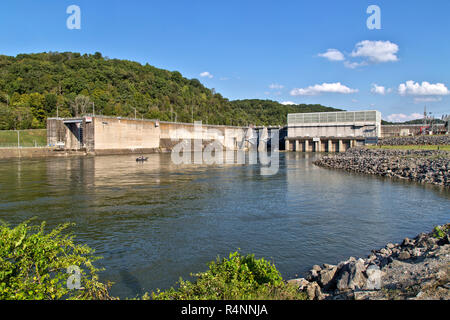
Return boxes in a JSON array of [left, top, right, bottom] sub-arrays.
[[287, 278, 309, 291], [318, 266, 338, 289], [306, 268, 319, 282], [312, 264, 322, 272], [335, 259, 367, 291], [306, 282, 323, 300], [364, 265, 382, 290], [398, 251, 411, 260]]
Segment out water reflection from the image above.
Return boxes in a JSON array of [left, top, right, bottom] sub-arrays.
[[0, 153, 448, 298]]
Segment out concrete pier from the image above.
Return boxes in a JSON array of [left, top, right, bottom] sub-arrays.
[[285, 137, 361, 153]]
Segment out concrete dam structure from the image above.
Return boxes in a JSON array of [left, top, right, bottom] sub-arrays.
[[46, 109, 409, 155], [285, 110, 381, 152], [47, 116, 273, 154]]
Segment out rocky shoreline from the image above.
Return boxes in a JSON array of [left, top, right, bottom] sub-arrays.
[[378, 135, 450, 146], [313, 147, 450, 187], [288, 224, 450, 300]]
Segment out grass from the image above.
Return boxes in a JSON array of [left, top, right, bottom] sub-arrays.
[[0, 129, 47, 148], [367, 145, 450, 151]]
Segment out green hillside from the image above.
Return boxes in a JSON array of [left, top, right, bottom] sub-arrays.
[[0, 52, 343, 130], [0, 129, 47, 147]]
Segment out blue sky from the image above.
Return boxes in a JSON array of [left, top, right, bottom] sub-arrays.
[[0, 0, 449, 121]]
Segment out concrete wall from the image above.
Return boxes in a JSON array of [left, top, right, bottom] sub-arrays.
[[94, 117, 160, 151], [0, 147, 86, 159], [47, 119, 66, 146], [48, 116, 249, 154], [159, 122, 246, 151]]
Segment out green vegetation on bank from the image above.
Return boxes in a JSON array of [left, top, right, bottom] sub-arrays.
[[149, 251, 306, 300], [0, 220, 114, 300], [0, 129, 47, 147], [0, 220, 304, 300], [368, 145, 450, 151], [0, 52, 342, 130]]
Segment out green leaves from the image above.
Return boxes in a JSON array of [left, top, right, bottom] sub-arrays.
[[0, 221, 115, 300], [151, 251, 304, 300], [0, 52, 341, 130], [432, 225, 447, 239]]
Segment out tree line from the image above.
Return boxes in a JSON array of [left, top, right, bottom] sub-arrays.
[[0, 52, 342, 130]]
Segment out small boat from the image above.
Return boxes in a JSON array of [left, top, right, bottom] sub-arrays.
[[136, 156, 148, 162]]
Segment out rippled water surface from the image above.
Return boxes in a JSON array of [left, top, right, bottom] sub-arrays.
[[0, 153, 449, 298]]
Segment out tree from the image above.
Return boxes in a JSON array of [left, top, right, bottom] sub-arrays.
[[70, 95, 91, 117], [0, 52, 343, 129]]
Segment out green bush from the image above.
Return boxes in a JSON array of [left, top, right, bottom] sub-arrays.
[[0, 220, 307, 300], [150, 251, 306, 300], [432, 225, 448, 239], [0, 220, 115, 300]]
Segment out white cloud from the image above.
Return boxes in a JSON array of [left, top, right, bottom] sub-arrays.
[[398, 81, 449, 96], [290, 82, 358, 96], [269, 83, 284, 90], [280, 101, 296, 105], [351, 40, 399, 63], [371, 84, 387, 95], [318, 49, 345, 61], [385, 113, 423, 123], [199, 71, 213, 79]]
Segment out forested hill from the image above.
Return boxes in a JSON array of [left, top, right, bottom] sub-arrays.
[[0, 52, 343, 130]]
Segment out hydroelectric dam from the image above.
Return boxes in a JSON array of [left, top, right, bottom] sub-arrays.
[[46, 110, 384, 155]]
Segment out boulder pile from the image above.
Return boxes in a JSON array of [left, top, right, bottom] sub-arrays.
[[378, 135, 450, 146], [314, 148, 450, 187], [289, 224, 450, 300]]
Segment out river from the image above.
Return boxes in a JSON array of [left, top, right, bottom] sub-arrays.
[[0, 152, 448, 298]]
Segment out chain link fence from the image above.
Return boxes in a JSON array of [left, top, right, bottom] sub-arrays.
[[0, 129, 47, 148]]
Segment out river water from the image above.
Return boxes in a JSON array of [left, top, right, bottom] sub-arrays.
[[0, 152, 448, 298]]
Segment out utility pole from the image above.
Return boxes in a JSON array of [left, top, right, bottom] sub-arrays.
[[92, 102, 95, 116], [17, 130, 20, 148], [424, 106, 427, 126]]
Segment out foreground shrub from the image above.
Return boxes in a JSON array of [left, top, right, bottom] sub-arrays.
[[0, 220, 114, 300], [150, 251, 306, 300]]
